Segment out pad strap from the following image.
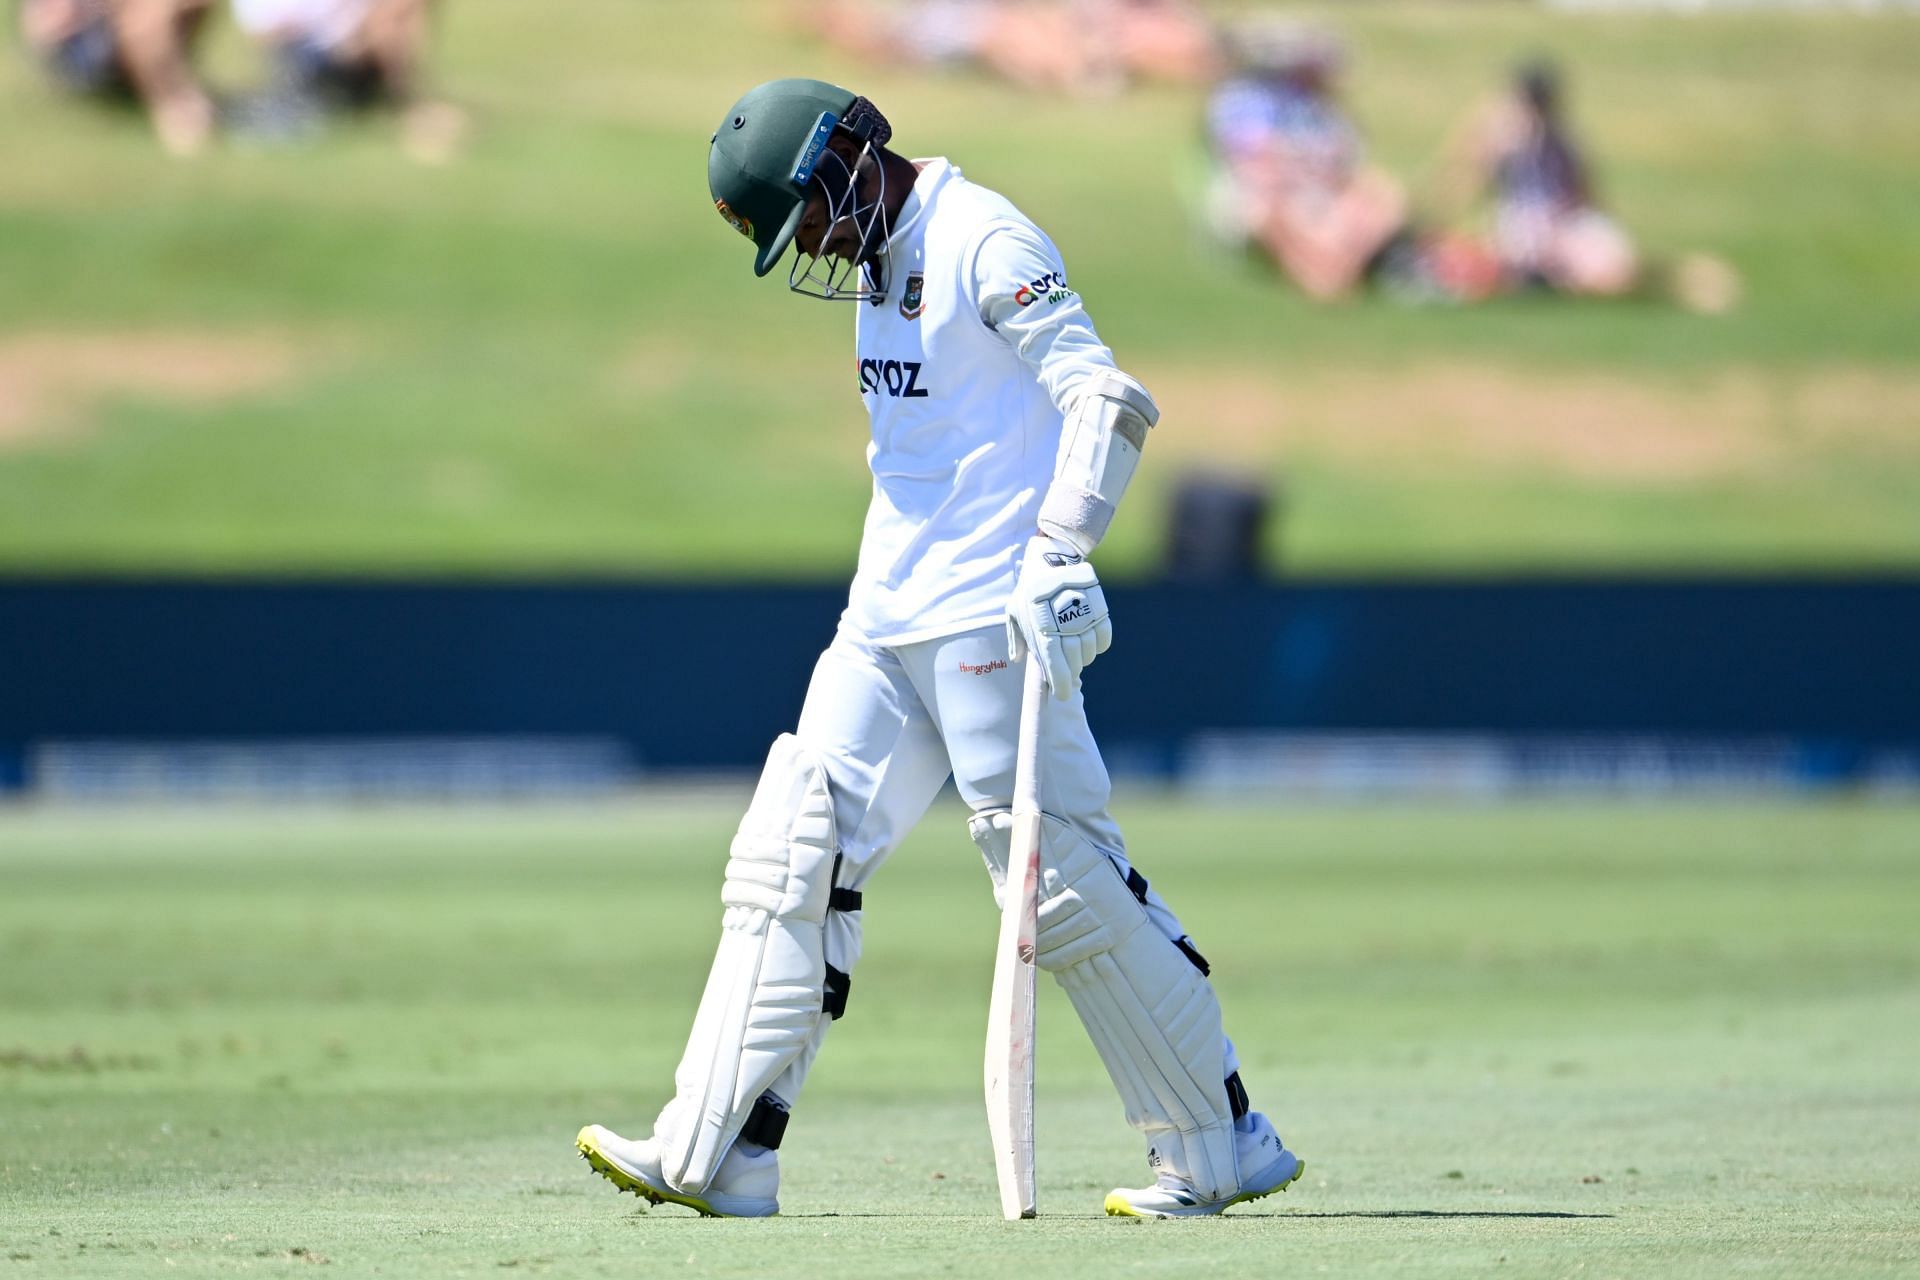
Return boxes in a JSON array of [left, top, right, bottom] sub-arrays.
[[1124, 865, 1211, 975], [1224, 1070, 1250, 1122], [824, 852, 860, 1019], [739, 1093, 791, 1150], [823, 964, 851, 1020], [1174, 936, 1212, 976]]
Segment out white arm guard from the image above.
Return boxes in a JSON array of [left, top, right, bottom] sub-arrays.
[[1037, 369, 1159, 556]]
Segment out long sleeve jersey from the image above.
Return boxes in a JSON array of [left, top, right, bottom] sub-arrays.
[[844, 157, 1127, 645]]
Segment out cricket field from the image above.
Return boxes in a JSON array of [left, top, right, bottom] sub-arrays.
[[3, 795, 1916, 1277]]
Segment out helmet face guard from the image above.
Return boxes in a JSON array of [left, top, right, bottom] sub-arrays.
[[787, 139, 892, 302]]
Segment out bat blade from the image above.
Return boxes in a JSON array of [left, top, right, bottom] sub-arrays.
[[984, 813, 1039, 1220], [984, 659, 1048, 1221]]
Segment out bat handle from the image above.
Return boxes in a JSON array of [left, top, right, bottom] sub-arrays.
[[1012, 657, 1047, 818]]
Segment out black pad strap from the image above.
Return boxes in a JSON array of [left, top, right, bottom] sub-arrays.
[[823, 853, 855, 1019], [1225, 1071, 1250, 1121], [823, 964, 851, 1020], [740, 1094, 790, 1150], [828, 852, 861, 914], [1125, 868, 1151, 904], [1174, 935, 1211, 976]]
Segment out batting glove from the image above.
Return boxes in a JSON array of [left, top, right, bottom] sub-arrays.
[[1006, 537, 1113, 700]]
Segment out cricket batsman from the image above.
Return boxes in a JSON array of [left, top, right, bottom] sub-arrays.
[[576, 77, 1303, 1219]]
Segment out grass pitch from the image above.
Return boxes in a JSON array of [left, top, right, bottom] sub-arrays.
[[2, 796, 1916, 1276]]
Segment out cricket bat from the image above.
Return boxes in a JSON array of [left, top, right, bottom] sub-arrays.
[[984, 658, 1047, 1220]]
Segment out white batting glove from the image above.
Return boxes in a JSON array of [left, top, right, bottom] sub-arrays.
[[1006, 537, 1113, 700]]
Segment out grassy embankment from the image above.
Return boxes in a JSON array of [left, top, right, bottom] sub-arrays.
[[0, 3, 1915, 576]]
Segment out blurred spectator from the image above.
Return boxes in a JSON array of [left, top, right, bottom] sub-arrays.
[[1076, 0, 1218, 88], [800, 0, 996, 70], [976, 0, 1124, 95], [227, 0, 465, 160], [799, 0, 1216, 95], [1430, 59, 1741, 311], [18, 0, 217, 155], [1430, 60, 1636, 297], [1202, 20, 1408, 300]]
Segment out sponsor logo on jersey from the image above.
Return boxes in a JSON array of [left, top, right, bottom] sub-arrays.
[[958, 658, 1008, 677], [714, 198, 753, 241], [899, 272, 925, 320], [857, 357, 931, 398], [1013, 270, 1074, 308]]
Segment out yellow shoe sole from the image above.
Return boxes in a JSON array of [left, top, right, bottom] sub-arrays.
[[575, 1125, 753, 1219], [1104, 1158, 1306, 1218]]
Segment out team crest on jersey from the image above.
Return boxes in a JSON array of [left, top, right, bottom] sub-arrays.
[[714, 198, 753, 241], [899, 272, 925, 320]]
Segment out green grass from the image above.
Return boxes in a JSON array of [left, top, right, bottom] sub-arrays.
[[0, 3, 1916, 576], [3, 797, 1917, 1276]]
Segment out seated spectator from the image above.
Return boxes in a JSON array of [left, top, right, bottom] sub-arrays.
[[1431, 60, 1741, 311], [1203, 21, 1408, 301], [977, 0, 1120, 94], [228, 0, 464, 159], [18, 0, 216, 155], [798, 0, 996, 70], [799, 0, 1215, 95], [1079, 0, 1219, 88], [1432, 60, 1636, 297]]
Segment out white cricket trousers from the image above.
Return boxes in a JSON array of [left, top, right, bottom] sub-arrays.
[[793, 621, 1233, 1045]]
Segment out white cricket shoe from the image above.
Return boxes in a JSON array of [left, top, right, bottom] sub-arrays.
[[1103, 1112, 1304, 1218], [575, 1123, 779, 1218]]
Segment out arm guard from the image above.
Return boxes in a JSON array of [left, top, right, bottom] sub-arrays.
[[1037, 369, 1159, 556]]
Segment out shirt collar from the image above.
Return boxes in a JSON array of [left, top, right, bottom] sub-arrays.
[[883, 158, 954, 254]]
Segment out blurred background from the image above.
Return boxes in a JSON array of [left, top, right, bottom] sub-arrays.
[[2, 0, 1916, 796]]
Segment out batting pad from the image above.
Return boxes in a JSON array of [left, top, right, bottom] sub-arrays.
[[658, 734, 839, 1191], [968, 810, 1238, 1202], [766, 892, 863, 1112]]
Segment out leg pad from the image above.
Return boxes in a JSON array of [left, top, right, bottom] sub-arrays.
[[968, 809, 1240, 1202]]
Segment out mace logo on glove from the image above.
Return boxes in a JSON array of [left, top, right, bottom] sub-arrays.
[[1054, 595, 1091, 625], [1041, 550, 1083, 568]]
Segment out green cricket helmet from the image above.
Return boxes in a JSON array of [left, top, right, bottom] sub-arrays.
[[707, 77, 891, 279]]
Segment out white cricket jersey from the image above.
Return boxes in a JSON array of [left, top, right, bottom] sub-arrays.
[[844, 158, 1124, 645]]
